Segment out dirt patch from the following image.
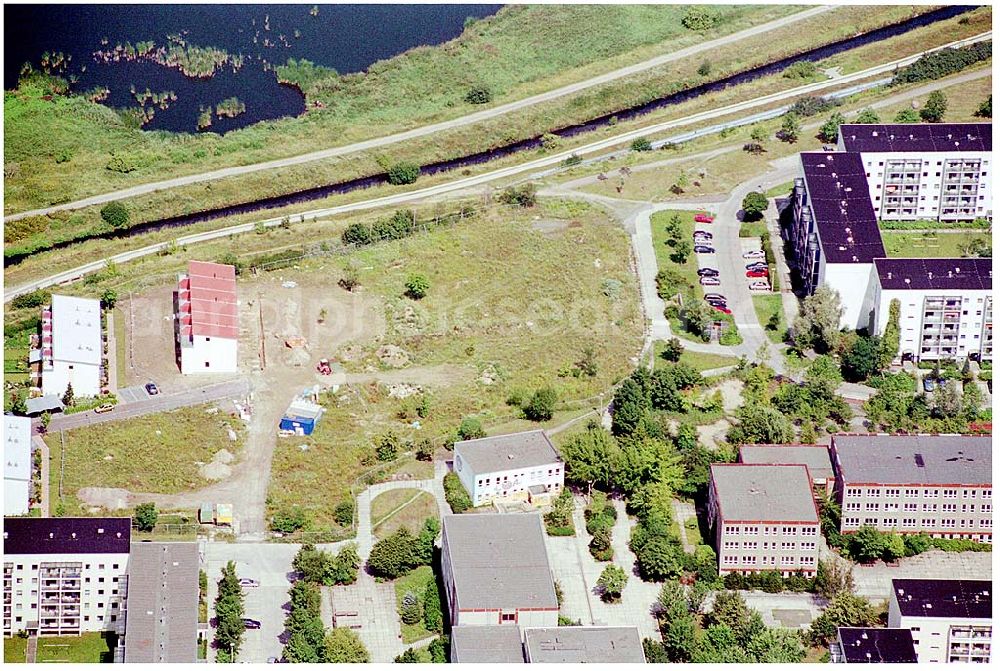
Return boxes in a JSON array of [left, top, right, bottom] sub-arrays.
[[198, 448, 236, 481], [715, 378, 744, 413], [78, 487, 131, 510], [531, 218, 572, 236], [376, 344, 410, 368], [698, 418, 732, 450]]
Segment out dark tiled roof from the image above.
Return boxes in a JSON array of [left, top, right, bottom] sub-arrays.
[[838, 628, 917, 663], [892, 579, 992, 620], [840, 123, 991, 153], [801, 153, 886, 264], [125, 542, 199, 663], [874, 257, 992, 291], [3, 517, 131, 555], [832, 435, 991, 486]]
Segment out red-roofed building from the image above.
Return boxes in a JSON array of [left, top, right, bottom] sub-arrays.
[[175, 261, 239, 373]]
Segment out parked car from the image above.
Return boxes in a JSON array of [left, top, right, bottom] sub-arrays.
[[704, 293, 726, 302], [743, 250, 766, 259], [239, 579, 260, 588], [243, 619, 262, 630], [694, 230, 713, 240], [711, 304, 732, 315], [145, 381, 159, 396], [94, 404, 115, 414], [694, 245, 716, 254], [700, 276, 721, 286], [748, 281, 771, 291], [746, 260, 768, 269], [694, 214, 714, 223], [697, 268, 720, 278], [746, 269, 769, 278]]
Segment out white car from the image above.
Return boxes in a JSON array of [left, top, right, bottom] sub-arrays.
[[694, 230, 713, 240], [742, 250, 766, 259], [700, 276, 721, 286], [748, 281, 771, 291]]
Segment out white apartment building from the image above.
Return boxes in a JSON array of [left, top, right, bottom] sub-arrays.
[[707, 464, 820, 577], [831, 435, 992, 543], [838, 123, 991, 222], [867, 258, 992, 362], [3, 518, 130, 637], [441, 514, 558, 628], [889, 579, 991, 663], [453, 430, 563, 507], [3, 416, 32, 516], [176, 261, 238, 374], [39, 295, 103, 398]]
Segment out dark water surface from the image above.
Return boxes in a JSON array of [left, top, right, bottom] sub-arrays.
[[4, 4, 500, 133]]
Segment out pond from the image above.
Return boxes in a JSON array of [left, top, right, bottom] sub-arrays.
[[4, 4, 500, 133]]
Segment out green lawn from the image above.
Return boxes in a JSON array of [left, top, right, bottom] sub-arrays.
[[650, 210, 702, 296], [112, 306, 128, 388], [36, 632, 116, 663], [394, 565, 438, 644], [881, 231, 988, 258], [764, 180, 795, 199], [752, 294, 788, 344], [653, 341, 739, 372], [48, 405, 245, 515], [738, 220, 769, 238], [371, 489, 438, 540], [4, 636, 27, 663]]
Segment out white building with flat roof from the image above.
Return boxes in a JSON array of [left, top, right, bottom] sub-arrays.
[[4, 416, 32, 516], [40, 295, 103, 398], [889, 579, 991, 663], [453, 430, 563, 507]]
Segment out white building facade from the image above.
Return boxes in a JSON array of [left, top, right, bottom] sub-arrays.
[[176, 261, 239, 374], [39, 295, 103, 398], [4, 416, 32, 516], [889, 579, 991, 663], [453, 430, 563, 507], [3, 518, 130, 637]]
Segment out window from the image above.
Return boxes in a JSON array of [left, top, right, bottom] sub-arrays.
[[800, 556, 815, 565], [885, 489, 900, 498], [904, 503, 917, 511], [922, 503, 937, 512], [865, 503, 880, 511], [780, 556, 795, 565], [902, 519, 917, 528], [867, 489, 880, 498], [782, 527, 797, 535], [846, 488, 862, 498], [905, 489, 919, 497], [924, 489, 938, 498], [801, 527, 817, 536], [743, 541, 757, 549], [742, 556, 757, 565]]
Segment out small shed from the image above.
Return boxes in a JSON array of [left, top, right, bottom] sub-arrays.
[[215, 503, 234, 526], [279, 398, 325, 436], [198, 503, 214, 524]]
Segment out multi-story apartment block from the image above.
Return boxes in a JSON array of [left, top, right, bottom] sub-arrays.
[[3, 518, 130, 637], [787, 124, 992, 355], [707, 464, 820, 577], [870, 258, 992, 362], [831, 435, 992, 543], [441, 513, 558, 628], [4, 415, 32, 516], [35, 294, 103, 398], [889, 579, 991, 663], [175, 261, 239, 374], [830, 627, 918, 663], [453, 430, 564, 507]]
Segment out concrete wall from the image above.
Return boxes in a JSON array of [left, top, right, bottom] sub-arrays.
[[42, 360, 101, 398], [822, 263, 876, 331], [180, 336, 238, 374]]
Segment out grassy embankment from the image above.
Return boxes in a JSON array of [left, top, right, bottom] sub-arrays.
[[5, 5, 974, 259], [371, 489, 438, 540], [752, 294, 789, 344], [652, 340, 740, 372], [267, 201, 642, 528], [3, 5, 800, 214], [46, 404, 245, 516]]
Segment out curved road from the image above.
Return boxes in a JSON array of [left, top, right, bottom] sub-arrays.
[[5, 32, 990, 304], [3, 7, 838, 222]]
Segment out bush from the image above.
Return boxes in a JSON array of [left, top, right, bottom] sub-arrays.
[[334, 501, 354, 528], [11, 289, 50, 310], [367, 528, 419, 579], [523, 386, 557, 421], [387, 162, 420, 185], [891, 41, 992, 85], [681, 7, 720, 31], [272, 506, 309, 533], [374, 431, 402, 462], [423, 579, 443, 633], [400, 591, 422, 624], [404, 273, 430, 300], [342, 222, 374, 246], [782, 61, 817, 80], [498, 183, 537, 207], [631, 137, 653, 152], [741, 192, 768, 221], [443, 472, 472, 513], [135, 502, 158, 532], [464, 84, 492, 105], [100, 201, 130, 229], [457, 416, 485, 441], [789, 95, 837, 117]]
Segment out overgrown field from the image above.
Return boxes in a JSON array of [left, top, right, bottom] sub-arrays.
[[881, 231, 990, 258], [268, 200, 643, 527]]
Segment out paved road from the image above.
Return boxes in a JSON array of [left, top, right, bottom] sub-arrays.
[[6, 32, 990, 304], [43, 378, 249, 433], [3, 7, 837, 223]]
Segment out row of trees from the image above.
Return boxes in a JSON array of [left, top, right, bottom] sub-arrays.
[[863, 370, 985, 433], [366, 518, 439, 579], [891, 40, 992, 85], [214, 561, 246, 663], [292, 543, 360, 586]]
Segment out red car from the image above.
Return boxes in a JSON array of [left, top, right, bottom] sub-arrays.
[[694, 214, 714, 224], [746, 269, 769, 278], [711, 304, 732, 315]]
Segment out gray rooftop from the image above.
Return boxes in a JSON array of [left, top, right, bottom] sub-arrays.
[[831, 435, 992, 486], [124, 542, 199, 664], [739, 444, 834, 482], [454, 430, 562, 475], [524, 626, 646, 664], [710, 464, 818, 523], [450, 626, 525, 663], [442, 513, 558, 612]]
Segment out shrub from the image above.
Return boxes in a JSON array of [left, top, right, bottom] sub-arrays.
[[457, 416, 485, 441], [681, 7, 720, 31], [374, 431, 402, 462], [404, 273, 430, 300], [597, 565, 628, 602], [342, 222, 373, 245], [272, 506, 309, 533], [498, 183, 537, 207], [741, 192, 768, 221], [367, 528, 419, 579], [782, 60, 817, 80], [464, 84, 492, 105], [523, 386, 557, 421], [135, 502, 158, 531], [400, 591, 422, 624], [11, 289, 50, 310], [106, 152, 137, 173], [334, 501, 354, 527], [789, 95, 837, 117], [100, 201, 130, 229], [387, 162, 420, 185], [697, 60, 711, 76], [443, 472, 472, 513], [631, 137, 653, 152], [891, 41, 992, 85], [423, 579, 443, 633]]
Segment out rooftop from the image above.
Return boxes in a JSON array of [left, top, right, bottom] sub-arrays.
[[454, 430, 562, 475], [450, 626, 525, 664], [3, 517, 131, 555], [800, 152, 886, 264], [831, 435, 991, 486], [125, 542, 199, 663], [523, 626, 645, 664], [50, 294, 102, 365], [178, 261, 238, 341], [874, 257, 992, 291], [710, 464, 818, 523], [4, 415, 32, 483], [738, 444, 834, 482], [892, 579, 991, 620], [442, 513, 557, 612], [840, 123, 991, 153], [837, 628, 917, 663]]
